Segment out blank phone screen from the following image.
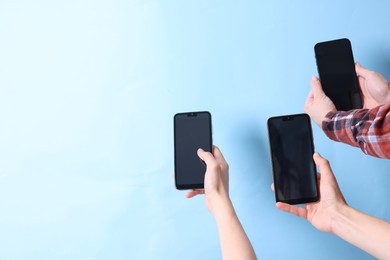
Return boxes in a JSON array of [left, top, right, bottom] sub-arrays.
[[315, 38, 361, 111], [268, 114, 318, 204], [174, 112, 212, 190]]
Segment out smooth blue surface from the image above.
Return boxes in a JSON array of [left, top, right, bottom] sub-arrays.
[[0, 1, 389, 259]]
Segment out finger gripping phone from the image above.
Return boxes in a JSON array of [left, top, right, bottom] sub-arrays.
[[315, 38, 362, 111], [267, 114, 319, 205], [174, 111, 212, 190]]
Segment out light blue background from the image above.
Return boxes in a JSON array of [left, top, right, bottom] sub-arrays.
[[0, 0, 389, 259]]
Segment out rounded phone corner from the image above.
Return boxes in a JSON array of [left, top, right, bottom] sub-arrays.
[[175, 183, 184, 190]]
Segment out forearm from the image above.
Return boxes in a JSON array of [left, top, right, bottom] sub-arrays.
[[213, 197, 257, 260], [322, 105, 390, 158], [332, 205, 390, 259]]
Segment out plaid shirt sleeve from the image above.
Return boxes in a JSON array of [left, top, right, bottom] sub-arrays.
[[322, 104, 390, 159]]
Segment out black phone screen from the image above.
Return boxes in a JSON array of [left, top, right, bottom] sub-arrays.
[[174, 111, 212, 190], [315, 38, 362, 111], [267, 114, 319, 205]]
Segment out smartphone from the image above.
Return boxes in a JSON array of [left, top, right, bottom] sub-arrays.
[[174, 111, 212, 190], [267, 113, 319, 205], [315, 38, 362, 111]]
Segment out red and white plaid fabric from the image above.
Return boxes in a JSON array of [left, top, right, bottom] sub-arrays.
[[322, 104, 390, 159]]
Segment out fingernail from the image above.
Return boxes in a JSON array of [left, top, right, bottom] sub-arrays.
[[314, 152, 321, 158]]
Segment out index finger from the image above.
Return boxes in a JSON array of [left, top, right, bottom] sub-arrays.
[[276, 202, 308, 219]]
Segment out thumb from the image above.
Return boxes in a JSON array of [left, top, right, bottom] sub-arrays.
[[355, 62, 371, 78], [197, 148, 217, 167], [313, 152, 335, 181], [311, 76, 326, 98], [313, 152, 347, 204]]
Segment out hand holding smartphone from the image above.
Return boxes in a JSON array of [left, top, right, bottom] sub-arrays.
[[267, 114, 319, 205], [315, 38, 362, 111], [174, 111, 212, 190]]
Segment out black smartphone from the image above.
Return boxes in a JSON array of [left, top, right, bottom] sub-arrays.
[[314, 38, 362, 111], [267, 113, 319, 205], [174, 111, 212, 190]]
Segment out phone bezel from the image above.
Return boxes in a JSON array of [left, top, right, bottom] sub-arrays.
[[267, 113, 319, 205]]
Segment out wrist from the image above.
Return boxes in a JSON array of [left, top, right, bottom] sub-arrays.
[[330, 204, 353, 235], [211, 192, 236, 222]]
